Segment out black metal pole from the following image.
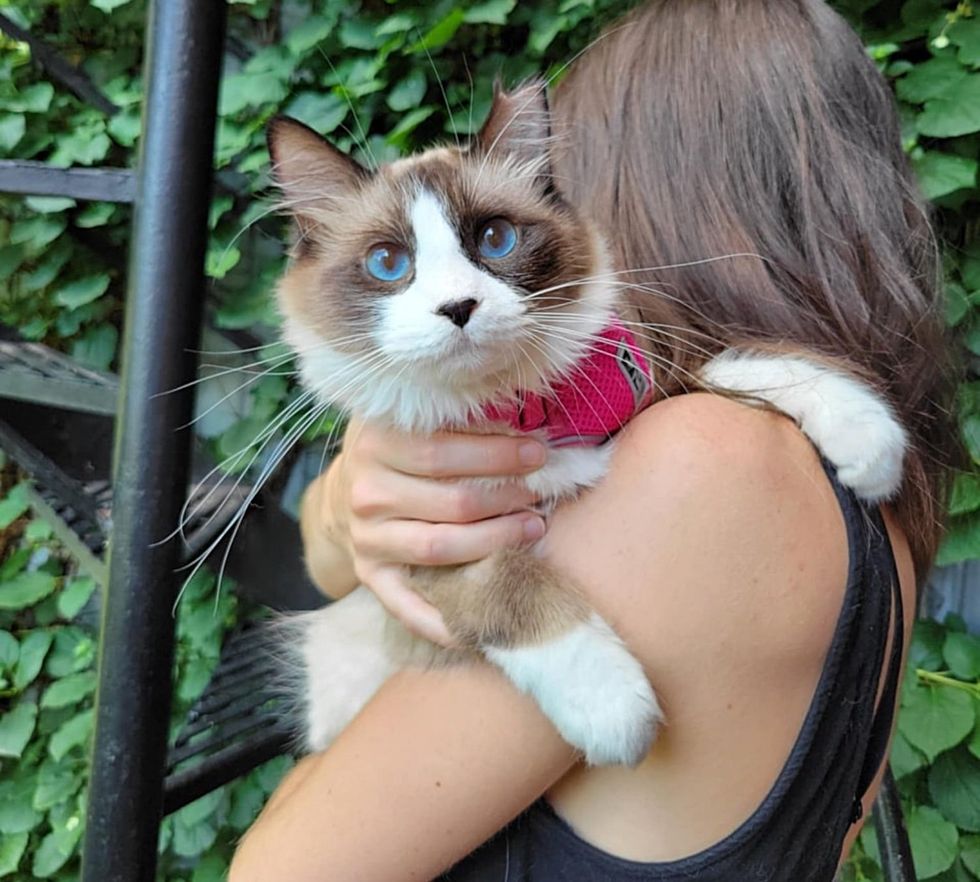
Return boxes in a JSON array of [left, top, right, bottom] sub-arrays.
[[81, 1, 226, 880], [874, 769, 916, 882]]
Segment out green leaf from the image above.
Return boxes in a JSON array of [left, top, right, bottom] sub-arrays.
[[9, 215, 65, 252], [14, 629, 53, 690], [929, 747, 980, 832], [0, 700, 37, 759], [191, 852, 228, 882], [41, 671, 96, 709], [938, 512, 980, 566], [464, 0, 517, 25], [913, 151, 978, 199], [172, 813, 217, 858], [57, 576, 97, 620], [44, 628, 92, 679], [24, 520, 52, 543], [966, 412, 980, 463], [409, 8, 466, 52], [175, 790, 223, 828], [388, 69, 427, 112], [176, 655, 214, 703], [0, 482, 31, 529], [918, 76, 980, 138], [208, 195, 233, 231], [32, 810, 83, 878], [71, 323, 118, 372], [33, 760, 82, 811], [949, 17, 980, 67], [49, 130, 110, 167], [4, 82, 54, 113], [0, 548, 29, 582], [897, 56, 968, 104], [91, 0, 133, 10], [962, 834, 980, 878], [944, 632, 980, 680], [206, 243, 241, 280], [255, 754, 293, 794], [54, 274, 111, 309], [0, 772, 41, 835], [911, 620, 946, 671], [283, 91, 349, 135], [0, 630, 17, 670], [970, 714, 980, 761], [228, 775, 266, 831], [106, 106, 141, 147], [0, 832, 28, 877], [48, 709, 93, 761], [376, 11, 421, 36], [24, 196, 76, 214], [220, 71, 290, 116], [900, 682, 975, 760], [0, 571, 58, 609], [74, 202, 116, 228], [0, 243, 24, 281], [21, 240, 72, 292], [908, 805, 958, 879], [285, 15, 336, 55], [339, 17, 387, 50], [0, 113, 25, 152], [529, 12, 568, 54], [891, 729, 927, 779], [386, 106, 437, 147], [948, 282, 972, 326]]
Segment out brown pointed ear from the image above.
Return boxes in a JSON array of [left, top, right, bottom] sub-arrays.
[[474, 79, 551, 171], [266, 116, 368, 230]]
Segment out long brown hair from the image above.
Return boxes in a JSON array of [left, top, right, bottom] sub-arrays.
[[551, 0, 956, 577]]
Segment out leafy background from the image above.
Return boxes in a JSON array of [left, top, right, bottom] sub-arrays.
[[0, 0, 978, 879]]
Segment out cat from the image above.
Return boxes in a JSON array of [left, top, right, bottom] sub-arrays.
[[265, 82, 907, 766]]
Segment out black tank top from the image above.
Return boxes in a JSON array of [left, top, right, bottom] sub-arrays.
[[443, 460, 904, 882]]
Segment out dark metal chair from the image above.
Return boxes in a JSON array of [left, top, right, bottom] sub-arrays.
[[0, 4, 917, 881]]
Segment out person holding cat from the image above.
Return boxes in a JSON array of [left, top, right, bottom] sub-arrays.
[[230, 1, 953, 880]]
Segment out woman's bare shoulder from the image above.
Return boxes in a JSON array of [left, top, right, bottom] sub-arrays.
[[545, 391, 850, 675]]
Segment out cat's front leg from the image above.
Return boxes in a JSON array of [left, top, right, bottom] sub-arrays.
[[701, 351, 907, 501], [416, 551, 662, 767], [484, 612, 663, 766], [279, 587, 424, 752]]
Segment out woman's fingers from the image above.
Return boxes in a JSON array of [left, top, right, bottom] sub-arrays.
[[362, 564, 454, 646], [349, 470, 539, 524], [363, 428, 547, 479], [353, 511, 546, 567]]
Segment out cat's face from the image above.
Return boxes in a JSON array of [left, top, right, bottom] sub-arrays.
[[268, 84, 614, 429]]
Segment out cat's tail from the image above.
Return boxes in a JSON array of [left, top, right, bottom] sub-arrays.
[[700, 351, 907, 503]]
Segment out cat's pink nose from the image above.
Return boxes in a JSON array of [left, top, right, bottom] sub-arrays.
[[436, 298, 479, 329]]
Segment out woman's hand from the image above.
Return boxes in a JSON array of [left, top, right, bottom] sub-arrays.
[[304, 419, 548, 645]]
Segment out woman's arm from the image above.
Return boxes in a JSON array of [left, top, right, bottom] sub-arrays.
[[232, 394, 853, 881], [232, 663, 576, 882]]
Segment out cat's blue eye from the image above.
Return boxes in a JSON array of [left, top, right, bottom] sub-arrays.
[[478, 218, 518, 260], [365, 244, 412, 282]]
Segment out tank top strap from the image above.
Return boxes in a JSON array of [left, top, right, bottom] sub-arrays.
[[848, 504, 905, 824]]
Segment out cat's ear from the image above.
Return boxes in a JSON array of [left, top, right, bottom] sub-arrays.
[[474, 80, 552, 171], [266, 116, 369, 228]]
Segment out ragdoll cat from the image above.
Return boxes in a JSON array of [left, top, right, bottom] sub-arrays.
[[266, 82, 906, 766]]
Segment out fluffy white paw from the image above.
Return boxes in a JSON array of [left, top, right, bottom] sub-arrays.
[[286, 587, 400, 752], [813, 405, 907, 503], [484, 615, 662, 766], [701, 352, 907, 502]]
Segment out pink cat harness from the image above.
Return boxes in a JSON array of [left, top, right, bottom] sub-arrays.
[[483, 320, 653, 447]]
